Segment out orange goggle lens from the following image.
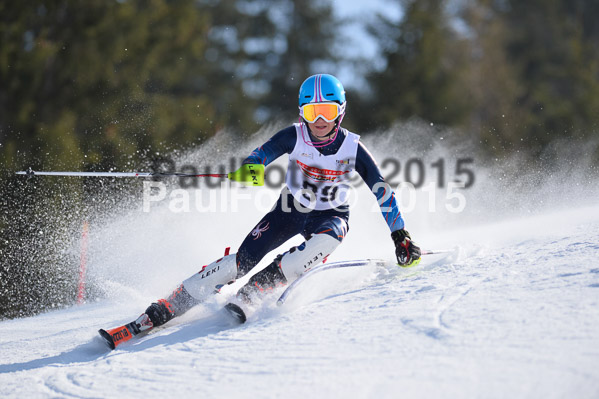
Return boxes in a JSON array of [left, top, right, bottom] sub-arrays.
[[300, 103, 341, 123]]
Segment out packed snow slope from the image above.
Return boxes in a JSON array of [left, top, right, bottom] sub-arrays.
[[1, 126, 598, 398], [1, 204, 599, 398]]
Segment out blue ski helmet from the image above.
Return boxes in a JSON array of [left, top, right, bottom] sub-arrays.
[[298, 74, 346, 107]]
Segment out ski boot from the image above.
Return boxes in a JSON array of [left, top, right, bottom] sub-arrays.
[[224, 256, 288, 324]]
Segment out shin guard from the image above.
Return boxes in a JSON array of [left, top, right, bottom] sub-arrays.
[[279, 234, 340, 281], [182, 253, 238, 301]]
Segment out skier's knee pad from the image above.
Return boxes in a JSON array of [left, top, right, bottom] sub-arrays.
[[182, 253, 238, 301], [279, 234, 340, 281]]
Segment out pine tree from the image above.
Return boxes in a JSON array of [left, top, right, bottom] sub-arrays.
[[243, 0, 341, 124], [460, 0, 599, 154], [360, 0, 470, 131]]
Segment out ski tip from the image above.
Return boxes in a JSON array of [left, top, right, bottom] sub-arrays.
[[98, 329, 116, 350], [224, 303, 247, 324], [98, 325, 134, 350]]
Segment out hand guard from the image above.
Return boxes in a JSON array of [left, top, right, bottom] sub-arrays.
[[391, 229, 421, 268]]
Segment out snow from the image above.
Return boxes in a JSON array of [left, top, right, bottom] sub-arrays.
[[1, 128, 599, 398], [2, 203, 598, 398]]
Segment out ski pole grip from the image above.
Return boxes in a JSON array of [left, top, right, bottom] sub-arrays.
[[227, 164, 264, 186]]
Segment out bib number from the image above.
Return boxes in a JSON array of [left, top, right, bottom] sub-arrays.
[[302, 181, 339, 204]]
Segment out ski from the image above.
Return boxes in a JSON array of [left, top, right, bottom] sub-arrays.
[[277, 259, 386, 306], [98, 325, 135, 350], [275, 252, 452, 305], [224, 303, 247, 324], [98, 313, 154, 350]]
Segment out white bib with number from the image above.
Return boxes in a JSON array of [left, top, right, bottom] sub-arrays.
[[285, 123, 359, 210]]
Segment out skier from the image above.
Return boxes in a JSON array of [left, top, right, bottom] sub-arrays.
[[100, 74, 421, 347]]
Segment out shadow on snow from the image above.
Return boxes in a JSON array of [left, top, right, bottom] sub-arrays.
[[0, 310, 238, 374]]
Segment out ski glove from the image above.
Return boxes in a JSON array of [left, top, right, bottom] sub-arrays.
[[391, 229, 421, 268]]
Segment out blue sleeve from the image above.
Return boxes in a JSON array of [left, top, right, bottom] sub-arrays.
[[355, 141, 405, 232], [243, 126, 296, 167]]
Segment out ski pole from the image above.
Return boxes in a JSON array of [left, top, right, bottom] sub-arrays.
[[421, 249, 454, 255], [16, 164, 265, 186]]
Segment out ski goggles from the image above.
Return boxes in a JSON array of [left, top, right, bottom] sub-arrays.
[[299, 102, 345, 123]]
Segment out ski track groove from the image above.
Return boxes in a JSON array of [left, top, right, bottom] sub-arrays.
[[437, 284, 476, 332]]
